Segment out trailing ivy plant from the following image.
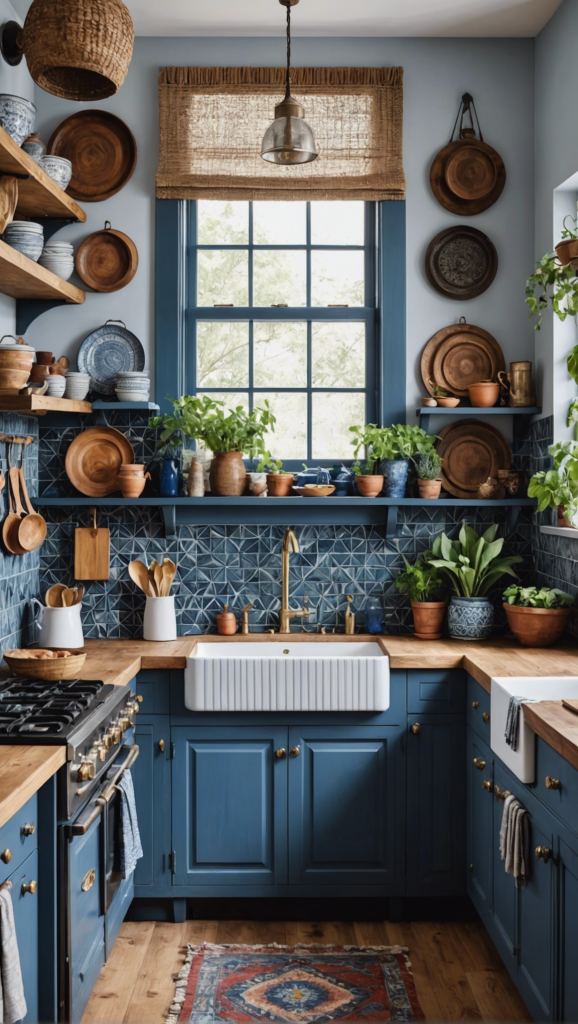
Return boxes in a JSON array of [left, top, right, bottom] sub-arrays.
[[150, 395, 275, 459], [526, 254, 578, 331], [567, 399, 578, 441]]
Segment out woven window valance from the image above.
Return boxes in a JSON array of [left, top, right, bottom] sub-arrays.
[[156, 66, 405, 201]]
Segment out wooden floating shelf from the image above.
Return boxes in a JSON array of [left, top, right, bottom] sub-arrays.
[[0, 394, 91, 415], [0, 125, 86, 222], [0, 240, 85, 303], [417, 406, 542, 416]]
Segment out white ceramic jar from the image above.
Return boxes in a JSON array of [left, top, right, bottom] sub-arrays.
[[33, 600, 84, 649], [143, 596, 177, 642]]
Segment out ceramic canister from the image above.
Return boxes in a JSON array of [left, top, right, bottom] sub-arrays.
[[143, 596, 177, 642], [33, 599, 84, 649]]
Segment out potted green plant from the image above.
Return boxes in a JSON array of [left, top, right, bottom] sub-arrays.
[[257, 454, 295, 497], [351, 460, 383, 498], [350, 423, 437, 498], [503, 584, 574, 648], [526, 252, 578, 330], [416, 451, 443, 499], [528, 441, 578, 527], [395, 553, 447, 639], [555, 203, 578, 267], [150, 395, 275, 497], [430, 524, 523, 640]]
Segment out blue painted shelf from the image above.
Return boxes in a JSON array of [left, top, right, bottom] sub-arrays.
[[417, 407, 542, 416], [91, 401, 159, 411]]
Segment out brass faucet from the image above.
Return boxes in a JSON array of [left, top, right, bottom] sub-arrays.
[[345, 594, 355, 635], [241, 603, 253, 634], [280, 527, 310, 634]]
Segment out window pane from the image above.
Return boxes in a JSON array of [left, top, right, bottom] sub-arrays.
[[253, 250, 306, 306], [311, 250, 364, 307], [311, 201, 364, 246], [254, 322, 307, 387], [197, 391, 249, 414], [312, 392, 366, 459], [197, 322, 249, 388], [259, 391, 308, 460], [253, 201, 306, 245], [197, 250, 248, 306], [312, 323, 365, 388], [197, 201, 248, 244]]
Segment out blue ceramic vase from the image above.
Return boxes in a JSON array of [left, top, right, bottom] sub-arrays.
[[382, 458, 409, 498], [447, 596, 494, 640], [159, 456, 181, 497]]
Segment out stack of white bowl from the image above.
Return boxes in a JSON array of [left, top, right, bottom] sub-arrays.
[[115, 370, 150, 402], [38, 241, 74, 280], [65, 372, 90, 401], [46, 374, 66, 398], [3, 221, 43, 262]]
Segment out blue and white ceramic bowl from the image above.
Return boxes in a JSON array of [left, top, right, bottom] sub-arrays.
[[0, 95, 36, 146], [38, 155, 72, 190]]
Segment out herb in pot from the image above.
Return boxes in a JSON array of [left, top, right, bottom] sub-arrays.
[[395, 553, 447, 640], [502, 585, 575, 647], [503, 585, 574, 609]]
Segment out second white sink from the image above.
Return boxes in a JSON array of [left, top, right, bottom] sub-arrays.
[[491, 675, 578, 782], [185, 640, 390, 712]]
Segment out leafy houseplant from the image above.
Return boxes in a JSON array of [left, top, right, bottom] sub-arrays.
[[430, 524, 523, 640], [502, 585, 575, 648], [528, 442, 578, 527], [350, 459, 383, 498], [350, 423, 437, 498], [526, 253, 578, 331], [257, 453, 294, 497], [395, 554, 447, 640], [416, 451, 443, 500], [150, 395, 275, 497]]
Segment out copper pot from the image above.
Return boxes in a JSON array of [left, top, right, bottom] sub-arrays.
[[504, 603, 571, 648], [411, 601, 447, 640], [209, 451, 247, 497], [467, 380, 500, 407]]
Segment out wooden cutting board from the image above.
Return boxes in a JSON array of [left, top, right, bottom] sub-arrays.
[[562, 699, 578, 716], [74, 507, 110, 580]]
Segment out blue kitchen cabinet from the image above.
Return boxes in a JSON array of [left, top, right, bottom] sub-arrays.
[[466, 727, 494, 920], [516, 800, 555, 1022], [66, 810, 105, 1024], [171, 725, 288, 889], [288, 725, 404, 889], [407, 714, 465, 896], [490, 761, 518, 967], [8, 847, 39, 1024], [133, 715, 172, 896], [557, 830, 578, 1021]]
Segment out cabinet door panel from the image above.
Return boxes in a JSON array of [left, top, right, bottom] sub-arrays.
[[517, 815, 554, 1021], [288, 725, 404, 887], [466, 728, 493, 918], [407, 715, 465, 896], [133, 715, 172, 893], [491, 764, 518, 960], [171, 726, 287, 886], [558, 834, 578, 1022], [8, 848, 38, 1024]]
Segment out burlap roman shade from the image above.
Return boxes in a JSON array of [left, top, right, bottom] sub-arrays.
[[156, 66, 405, 201]]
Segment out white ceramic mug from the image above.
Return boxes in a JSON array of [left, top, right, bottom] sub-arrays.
[[143, 596, 177, 642], [33, 599, 84, 649]]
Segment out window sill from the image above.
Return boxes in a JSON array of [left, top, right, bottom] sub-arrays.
[[540, 525, 578, 539]]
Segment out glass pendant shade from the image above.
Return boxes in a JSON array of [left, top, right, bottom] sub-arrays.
[[261, 99, 318, 165]]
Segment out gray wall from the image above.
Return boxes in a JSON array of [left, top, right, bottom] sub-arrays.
[[27, 35, 536, 418]]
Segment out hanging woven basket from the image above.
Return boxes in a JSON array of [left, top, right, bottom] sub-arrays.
[[22, 0, 134, 101]]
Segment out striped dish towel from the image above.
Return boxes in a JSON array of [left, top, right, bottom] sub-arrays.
[[0, 886, 26, 1024]]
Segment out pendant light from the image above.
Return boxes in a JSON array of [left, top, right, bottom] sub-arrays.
[[261, 0, 318, 165]]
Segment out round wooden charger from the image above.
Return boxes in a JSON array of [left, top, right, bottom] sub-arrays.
[[432, 335, 504, 398], [75, 226, 138, 292], [430, 138, 506, 215], [421, 320, 505, 397], [425, 226, 498, 300], [435, 421, 512, 499], [48, 110, 137, 203], [65, 427, 135, 497]]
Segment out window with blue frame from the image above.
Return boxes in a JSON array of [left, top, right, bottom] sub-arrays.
[[184, 200, 379, 465]]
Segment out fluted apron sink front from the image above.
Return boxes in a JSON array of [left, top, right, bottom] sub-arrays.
[[185, 641, 390, 712]]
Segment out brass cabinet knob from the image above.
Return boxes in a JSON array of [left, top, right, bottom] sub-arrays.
[[275, 748, 287, 760], [545, 776, 561, 791], [158, 739, 166, 753], [410, 723, 421, 735], [290, 746, 300, 758], [482, 712, 490, 724], [494, 785, 511, 802], [81, 868, 96, 892], [473, 758, 486, 771], [21, 880, 37, 895], [471, 701, 480, 710], [535, 846, 552, 864], [1, 849, 12, 864], [482, 780, 493, 792], [22, 823, 35, 836], [134, 694, 144, 703]]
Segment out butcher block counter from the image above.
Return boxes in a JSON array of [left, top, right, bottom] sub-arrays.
[[0, 745, 66, 829]]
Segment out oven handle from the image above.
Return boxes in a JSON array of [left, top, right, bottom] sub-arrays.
[[66, 744, 140, 838]]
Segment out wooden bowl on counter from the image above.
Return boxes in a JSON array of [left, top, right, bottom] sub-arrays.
[[4, 649, 87, 680]]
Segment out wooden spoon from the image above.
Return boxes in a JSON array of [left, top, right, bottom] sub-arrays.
[[161, 559, 177, 596], [17, 468, 47, 552], [128, 560, 155, 597], [46, 583, 67, 607], [151, 560, 163, 597], [2, 467, 26, 555], [74, 584, 84, 605], [62, 588, 76, 607]]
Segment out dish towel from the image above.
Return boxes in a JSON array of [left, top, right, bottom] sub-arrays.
[[0, 886, 27, 1024], [504, 695, 537, 749], [117, 769, 143, 879], [499, 793, 531, 888]]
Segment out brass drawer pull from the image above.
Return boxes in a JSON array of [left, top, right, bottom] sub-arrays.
[[0, 849, 12, 864], [290, 746, 300, 758], [482, 780, 493, 792], [471, 701, 480, 710], [410, 723, 421, 735], [545, 776, 561, 791], [473, 758, 486, 771], [494, 785, 511, 802], [275, 748, 286, 760], [21, 880, 37, 896], [482, 712, 490, 724], [81, 869, 96, 893], [535, 846, 551, 864], [158, 739, 166, 753], [22, 823, 35, 836]]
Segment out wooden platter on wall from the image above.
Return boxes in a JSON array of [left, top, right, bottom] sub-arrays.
[[48, 110, 137, 203], [430, 138, 506, 215], [65, 427, 134, 496], [75, 221, 138, 292], [425, 226, 498, 299], [421, 318, 505, 397], [435, 421, 512, 498]]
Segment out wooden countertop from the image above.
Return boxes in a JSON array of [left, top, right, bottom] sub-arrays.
[[0, 746, 66, 829]]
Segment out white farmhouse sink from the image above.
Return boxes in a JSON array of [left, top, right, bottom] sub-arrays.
[[491, 676, 578, 782], [185, 641, 390, 712]]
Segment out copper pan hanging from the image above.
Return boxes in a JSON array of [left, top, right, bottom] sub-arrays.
[[430, 93, 506, 215]]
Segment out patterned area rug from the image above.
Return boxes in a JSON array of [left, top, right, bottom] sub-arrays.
[[167, 943, 425, 1023]]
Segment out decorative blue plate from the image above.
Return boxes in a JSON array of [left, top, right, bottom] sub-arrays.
[[77, 319, 145, 395]]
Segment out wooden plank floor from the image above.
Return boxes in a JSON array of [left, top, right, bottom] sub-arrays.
[[82, 917, 530, 1024]]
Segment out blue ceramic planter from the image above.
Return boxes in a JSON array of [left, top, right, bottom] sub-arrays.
[[159, 456, 181, 497], [382, 458, 409, 498], [447, 596, 494, 640]]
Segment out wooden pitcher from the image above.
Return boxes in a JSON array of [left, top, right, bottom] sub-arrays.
[[497, 361, 535, 407]]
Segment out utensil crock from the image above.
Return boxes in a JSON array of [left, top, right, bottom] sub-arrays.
[[143, 596, 177, 642], [33, 598, 84, 649]]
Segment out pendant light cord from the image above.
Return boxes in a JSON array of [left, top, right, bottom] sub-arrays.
[[286, 1, 291, 98]]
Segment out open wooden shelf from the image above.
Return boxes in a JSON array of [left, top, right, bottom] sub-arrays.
[[0, 125, 86, 222], [0, 394, 91, 415], [0, 240, 85, 303]]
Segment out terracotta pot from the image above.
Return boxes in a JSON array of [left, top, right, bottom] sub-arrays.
[[267, 473, 294, 497], [435, 396, 460, 408], [356, 475, 384, 497], [504, 603, 572, 648], [36, 351, 55, 365], [0, 351, 33, 370], [117, 464, 150, 498], [555, 238, 578, 267], [0, 367, 30, 392], [467, 380, 500, 407], [418, 478, 442, 499], [209, 451, 247, 496], [411, 601, 447, 640], [558, 505, 573, 529]]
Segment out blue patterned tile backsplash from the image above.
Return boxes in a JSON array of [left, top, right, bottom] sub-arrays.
[[0, 414, 40, 650]]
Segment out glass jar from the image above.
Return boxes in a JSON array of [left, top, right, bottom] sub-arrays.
[[365, 597, 384, 635]]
